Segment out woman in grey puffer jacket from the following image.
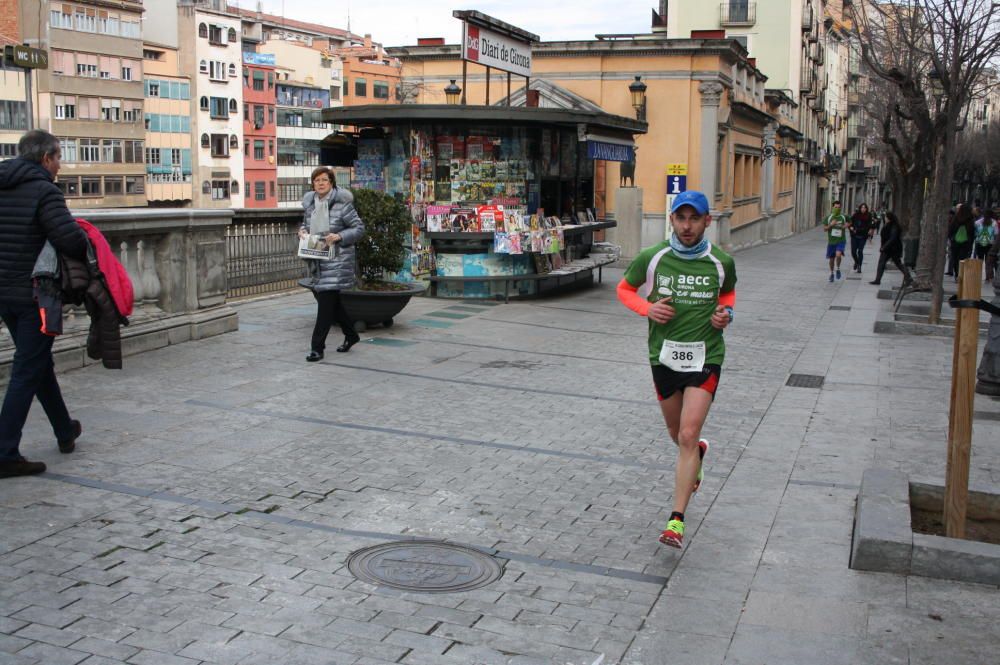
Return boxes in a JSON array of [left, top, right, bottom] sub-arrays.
[[299, 167, 365, 360]]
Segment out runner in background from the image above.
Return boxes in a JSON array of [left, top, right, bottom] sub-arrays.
[[823, 200, 848, 282], [616, 191, 737, 549]]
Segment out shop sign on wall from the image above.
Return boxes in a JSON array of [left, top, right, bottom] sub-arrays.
[[586, 140, 634, 163], [462, 22, 532, 77]]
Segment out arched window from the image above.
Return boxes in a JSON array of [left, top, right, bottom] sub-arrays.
[[199, 60, 207, 74], [198, 23, 208, 38], [228, 28, 237, 43], [228, 63, 237, 78], [229, 135, 238, 149], [200, 134, 209, 148], [199, 96, 208, 111], [228, 99, 237, 113], [231, 180, 239, 194], [202, 181, 211, 194]]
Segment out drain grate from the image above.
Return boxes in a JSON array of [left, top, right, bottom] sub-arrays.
[[347, 541, 504, 593], [786, 373, 825, 389], [829, 305, 851, 311], [974, 411, 1000, 422]]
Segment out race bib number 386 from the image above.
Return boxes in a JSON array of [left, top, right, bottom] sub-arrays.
[[659, 340, 706, 373]]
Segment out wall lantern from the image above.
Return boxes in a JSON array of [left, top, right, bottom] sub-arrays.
[[444, 79, 462, 105], [629, 75, 647, 120]]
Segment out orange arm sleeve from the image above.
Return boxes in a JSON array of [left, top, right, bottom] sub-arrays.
[[617, 279, 650, 317], [718, 289, 736, 308]]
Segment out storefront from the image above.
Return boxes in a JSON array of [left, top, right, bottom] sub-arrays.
[[321, 104, 646, 298]]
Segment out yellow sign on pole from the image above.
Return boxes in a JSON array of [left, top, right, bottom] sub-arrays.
[[666, 163, 688, 176]]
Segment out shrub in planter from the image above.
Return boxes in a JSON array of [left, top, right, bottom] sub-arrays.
[[350, 188, 413, 291]]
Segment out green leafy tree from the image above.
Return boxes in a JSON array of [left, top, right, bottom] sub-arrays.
[[350, 188, 411, 287]]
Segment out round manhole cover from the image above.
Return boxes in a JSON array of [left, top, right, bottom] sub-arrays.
[[347, 541, 504, 593]]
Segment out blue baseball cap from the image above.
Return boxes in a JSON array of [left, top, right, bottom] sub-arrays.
[[670, 190, 710, 215]]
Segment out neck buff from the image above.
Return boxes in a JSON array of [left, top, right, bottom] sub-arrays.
[[669, 233, 709, 259]]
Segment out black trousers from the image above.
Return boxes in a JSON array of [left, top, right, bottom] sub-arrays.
[[873, 251, 907, 284], [311, 290, 357, 352], [950, 240, 973, 276], [850, 235, 868, 268]]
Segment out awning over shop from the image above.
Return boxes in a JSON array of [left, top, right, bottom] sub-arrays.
[[321, 104, 646, 152]]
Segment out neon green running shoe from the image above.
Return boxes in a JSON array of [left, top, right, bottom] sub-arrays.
[[659, 519, 684, 548]]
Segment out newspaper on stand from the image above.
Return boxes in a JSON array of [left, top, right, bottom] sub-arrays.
[[298, 234, 338, 260]]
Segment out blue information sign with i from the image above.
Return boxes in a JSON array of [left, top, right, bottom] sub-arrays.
[[667, 175, 687, 195]]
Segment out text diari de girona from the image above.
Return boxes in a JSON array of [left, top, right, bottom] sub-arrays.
[[468, 34, 530, 68]]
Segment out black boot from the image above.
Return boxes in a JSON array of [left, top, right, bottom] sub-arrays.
[[0, 457, 46, 478], [336, 336, 360, 353]]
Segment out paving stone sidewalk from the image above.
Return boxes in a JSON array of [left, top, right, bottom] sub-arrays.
[[1, 227, 999, 665]]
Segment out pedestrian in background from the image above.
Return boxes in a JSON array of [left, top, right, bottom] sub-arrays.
[[948, 203, 976, 281], [975, 209, 996, 281], [300, 167, 365, 361], [0, 130, 89, 478], [848, 203, 874, 273], [870, 211, 909, 286]]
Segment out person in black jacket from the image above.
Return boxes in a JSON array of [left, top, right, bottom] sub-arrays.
[[848, 203, 874, 273], [0, 130, 89, 479], [870, 211, 910, 286]]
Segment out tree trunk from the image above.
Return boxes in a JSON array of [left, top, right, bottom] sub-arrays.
[[928, 125, 961, 324]]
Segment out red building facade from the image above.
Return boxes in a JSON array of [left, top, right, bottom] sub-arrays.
[[242, 54, 277, 207]]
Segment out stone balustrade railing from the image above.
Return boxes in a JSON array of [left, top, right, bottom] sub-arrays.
[[0, 208, 246, 383]]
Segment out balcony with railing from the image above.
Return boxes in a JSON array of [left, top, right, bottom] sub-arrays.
[[848, 117, 867, 140], [800, 64, 815, 92], [802, 4, 813, 30], [720, 2, 756, 26], [849, 158, 866, 173]]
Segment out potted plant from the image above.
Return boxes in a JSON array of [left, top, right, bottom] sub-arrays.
[[340, 188, 426, 330]]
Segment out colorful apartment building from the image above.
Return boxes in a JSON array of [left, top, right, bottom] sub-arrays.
[[22, 0, 146, 207], [170, 2, 245, 208], [142, 43, 194, 205], [242, 52, 277, 207], [0, 2, 28, 160], [339, 36, 402, 106]]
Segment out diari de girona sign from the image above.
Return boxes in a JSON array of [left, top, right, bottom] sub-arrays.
[[462, 23, 532, 78]]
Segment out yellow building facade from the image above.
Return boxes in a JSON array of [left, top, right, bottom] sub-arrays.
[[389, 37, 798, 251], [142, 45, 194, 205]]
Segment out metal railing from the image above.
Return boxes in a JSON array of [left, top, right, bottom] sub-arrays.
[[802, 4, 813, 29], [720, 2, 756, 26], [226, 210, 306, 299], [849, 159, 866, 173], [800, 65, 814, 91]]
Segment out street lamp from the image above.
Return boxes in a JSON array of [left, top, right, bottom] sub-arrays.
[[629, 75, 647, 120], [444, 79, 462, 105]]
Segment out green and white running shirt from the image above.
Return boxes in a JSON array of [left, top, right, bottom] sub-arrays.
[[824, 212, 848, 245], [624, 240, 737, 368]]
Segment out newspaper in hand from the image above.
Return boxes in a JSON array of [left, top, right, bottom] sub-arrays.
[[298, 233, 337, 260]]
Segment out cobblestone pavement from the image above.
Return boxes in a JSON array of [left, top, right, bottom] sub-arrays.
[[2, 228, 999, 665]]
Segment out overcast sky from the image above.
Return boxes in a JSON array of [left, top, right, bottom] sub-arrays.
[[236, 1, 652, 47]]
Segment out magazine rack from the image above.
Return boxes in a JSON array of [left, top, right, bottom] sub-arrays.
[[426, 220, 618, 302]]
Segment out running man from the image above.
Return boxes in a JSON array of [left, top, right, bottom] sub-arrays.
[[823, 200, 848, 282], [616, 190, 736, 549]]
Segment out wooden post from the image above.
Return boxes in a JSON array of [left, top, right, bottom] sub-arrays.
[[485, 65, 491, 105], [944, 258, 983, 538]]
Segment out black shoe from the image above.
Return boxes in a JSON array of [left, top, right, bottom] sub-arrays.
[[0, 457, 46, 478], [336, 336, 360, 353], [869, 280, 881, 285], [306, 350, 324, 362], [58, 420, 81, 454]]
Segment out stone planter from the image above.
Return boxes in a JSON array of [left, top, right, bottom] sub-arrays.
[[298, 279, 425, 330]]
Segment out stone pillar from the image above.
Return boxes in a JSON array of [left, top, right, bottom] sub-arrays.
[[699, 81, 725, 247], [611, 187, 644, 263]]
